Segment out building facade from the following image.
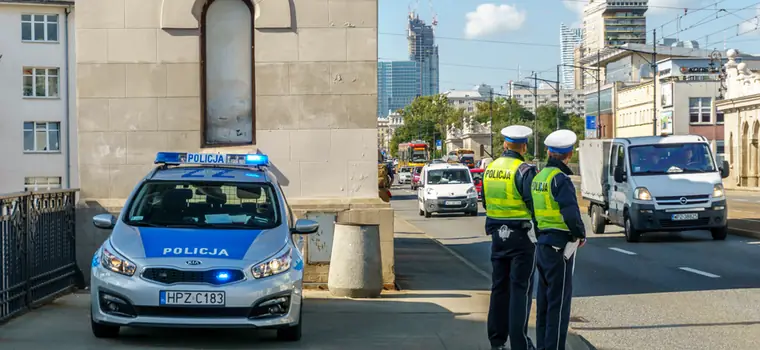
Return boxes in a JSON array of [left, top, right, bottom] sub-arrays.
[[717, 49, 760, 188], [73, 0, 394, 287], [508, 83, 586, 115], [582, 0, 647, 55], [408, 12, 439, 96], [0, 0, 76, 194], [377, 111, 404, 153], [443, 84, 493, 114], [560, 23, 583, 89], [377, 60, 419, 117]]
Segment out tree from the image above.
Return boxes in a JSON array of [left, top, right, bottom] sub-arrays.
[[389, 95, 464, 158], [474, 97, 535, 159]]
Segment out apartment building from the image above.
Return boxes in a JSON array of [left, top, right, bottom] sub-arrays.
[[443, 84, 494, 114], [508, 82, 586, 115], [0, 0, 76, 194]]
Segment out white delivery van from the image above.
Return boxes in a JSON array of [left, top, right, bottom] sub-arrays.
[[580, 135, 730, 242], [417, 163, 478, 218]]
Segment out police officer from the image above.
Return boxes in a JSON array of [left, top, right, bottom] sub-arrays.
[[484, 125, 538, 350], [530, 129, 586, 350]]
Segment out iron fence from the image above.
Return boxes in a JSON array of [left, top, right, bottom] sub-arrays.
[[1, 190, 80, 324]]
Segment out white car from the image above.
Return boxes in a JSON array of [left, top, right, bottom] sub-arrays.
[[398, 167, 412, 184], [89, 152, 318, 341], [417, 163, 478, 217]]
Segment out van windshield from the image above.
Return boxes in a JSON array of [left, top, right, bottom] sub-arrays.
[[124, 182, 280, 229], [427, 169, 471, 185], [629, 143, 716, 175]]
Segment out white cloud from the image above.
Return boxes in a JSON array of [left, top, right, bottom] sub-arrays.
[[738, 6, 760, 37], [464, 4, 526, 39]]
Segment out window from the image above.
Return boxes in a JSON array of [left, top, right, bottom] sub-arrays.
[[21, 14, 58, 42], [426, 168, 472, 185], [23, 68, 59, 97], [124, 181, 280, 229], [716, 110, 724, 124], [24, 177, 62, 191], [628, 143, 716, 175], [689, 97, 712, 123], [24, 122, 60, 152], [716, 141, 725, 163]]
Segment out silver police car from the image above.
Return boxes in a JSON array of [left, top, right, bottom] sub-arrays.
[[89, 152, 318, 341]]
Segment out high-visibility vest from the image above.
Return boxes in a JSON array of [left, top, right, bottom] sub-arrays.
[[531, 167, 570, 232], [483, 157, 532, 220]]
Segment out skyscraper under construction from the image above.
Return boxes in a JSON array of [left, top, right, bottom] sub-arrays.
[[407, 12, 439, 96]]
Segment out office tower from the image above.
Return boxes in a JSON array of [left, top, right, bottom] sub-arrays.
[[407, 12, 439, 96], [377, 61, 421, 117], [560, 23, 583, 89], [582, 0, 648, 55]]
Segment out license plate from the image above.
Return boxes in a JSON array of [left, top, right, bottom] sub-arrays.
[[445, 200, 462, 205], [160, 291, 226, 306], [672, 213, 698, 221]]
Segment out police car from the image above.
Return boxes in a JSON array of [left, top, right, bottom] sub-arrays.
[[89, 152, 318, 341]]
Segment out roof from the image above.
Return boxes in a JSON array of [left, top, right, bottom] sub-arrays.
[[615, 135, 709, 146], [0, 0, 74, 5], [147, 166, 275, 184], [578, 43, 753, 67], [425, 163, 469, 170], [444, 90, 484, 99]]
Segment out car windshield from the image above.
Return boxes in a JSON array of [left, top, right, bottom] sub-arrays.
[[461, 156, 474, 165], [629, 143, 716, 175], [124, 181, 280, 229], [412, 150, 427, 163], [470, 171, 483, 182], [413, 167, 422, 175], [427, 169, 471, 185], [400, 167, 411, 173]]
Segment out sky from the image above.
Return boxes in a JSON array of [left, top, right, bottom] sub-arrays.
[[378, 0, 760, 94]]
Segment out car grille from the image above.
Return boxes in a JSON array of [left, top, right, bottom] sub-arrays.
[[655, 194, 710, 206], [142, 268, 246, 285], [134, 306, 250, 318], [438, 196, 467, 200], [659, 218, 710, 228]]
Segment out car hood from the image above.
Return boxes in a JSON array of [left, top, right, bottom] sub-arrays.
[[428, 183, 473, 196], [108, 223, 289, 263], [630, 172, 720, 197]]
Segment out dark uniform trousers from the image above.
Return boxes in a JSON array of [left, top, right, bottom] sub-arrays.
[[535, 244, 575, 350], [487, 221, 536, 350]]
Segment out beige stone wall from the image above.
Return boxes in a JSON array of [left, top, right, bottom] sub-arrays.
[[75, 0, 379, 206]]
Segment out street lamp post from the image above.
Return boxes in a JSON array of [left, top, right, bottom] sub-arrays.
[[559, 52, 602, 138], [612, 35, 659, 136]]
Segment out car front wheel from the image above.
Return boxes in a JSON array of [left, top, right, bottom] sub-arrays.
[[277, 308, 302, 341]]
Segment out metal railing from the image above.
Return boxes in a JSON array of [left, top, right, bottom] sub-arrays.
[[1, 190, 80, 324]]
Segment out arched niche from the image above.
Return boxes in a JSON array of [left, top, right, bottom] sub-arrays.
[[161, 0, 293, 30]]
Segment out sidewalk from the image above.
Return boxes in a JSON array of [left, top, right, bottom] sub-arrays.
[[0, 215, 594, 350]]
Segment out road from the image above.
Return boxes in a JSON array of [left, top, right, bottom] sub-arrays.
[[391, 186, 760, 350]]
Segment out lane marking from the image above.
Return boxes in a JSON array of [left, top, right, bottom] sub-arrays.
[[679, 267, 721, 278], [608, 247, 637, 255], [734, 198, 750, 202], [746, 241, 760, 245], [735, 218, 760, 223]]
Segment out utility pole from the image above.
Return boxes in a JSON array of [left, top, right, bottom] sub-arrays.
[[556, 65, 561, 130], [489, 88, 494, 157], [533, 71, 538, 159], [652, 29, 658, 136], [597, 49, 601, 139]]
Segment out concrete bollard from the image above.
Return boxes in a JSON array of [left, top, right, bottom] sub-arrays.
[[327, 223, 383, 298]]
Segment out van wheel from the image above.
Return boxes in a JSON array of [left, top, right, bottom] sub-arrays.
[[419, 208, 424, 216], [590, 205, 605, 234], [424, 209, 432, 218], [711, 226, 728, 240], [624, 213, 641, 243]]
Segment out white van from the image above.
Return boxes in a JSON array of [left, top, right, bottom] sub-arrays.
[[580, 135, 730, 242], [417, 163, 478, 218]]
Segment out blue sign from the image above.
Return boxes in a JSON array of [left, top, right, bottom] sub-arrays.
[[585, 115, 597, 130], [435, 140, 442, 147]]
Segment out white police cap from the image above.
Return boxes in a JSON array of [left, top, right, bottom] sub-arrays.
[[500, 125, 533, 144], [544, 129, 578, 154]]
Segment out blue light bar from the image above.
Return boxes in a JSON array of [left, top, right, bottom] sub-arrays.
[[154, 152, 269, 167]]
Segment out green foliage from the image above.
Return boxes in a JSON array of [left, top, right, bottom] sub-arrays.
[[389, 94, 464, 158]]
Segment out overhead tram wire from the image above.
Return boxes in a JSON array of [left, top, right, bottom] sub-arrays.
[[378, 32, 559, 47], [661, 0, 760, 39], [557, 0, 752, 11], [378, 57, 543, 72]]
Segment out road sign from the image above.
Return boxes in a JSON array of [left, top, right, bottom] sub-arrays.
[[585, 115, 597, 139], [436, 139, 442, 151]]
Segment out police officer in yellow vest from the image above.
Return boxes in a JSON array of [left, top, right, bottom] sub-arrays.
[[530, 129, 586, 350], [484, 125, 538, 350]]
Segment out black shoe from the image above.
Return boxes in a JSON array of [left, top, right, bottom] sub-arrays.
[[490, 346, 507, 350]]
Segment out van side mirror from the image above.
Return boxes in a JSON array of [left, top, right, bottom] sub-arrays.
[[613, 166, 626, 183], [720, 160, 730, 179]]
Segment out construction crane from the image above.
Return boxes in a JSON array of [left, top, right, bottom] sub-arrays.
[[408, 0, 437, 31]]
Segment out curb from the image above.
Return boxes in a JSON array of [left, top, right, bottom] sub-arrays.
[[395, 215, 596, 350]]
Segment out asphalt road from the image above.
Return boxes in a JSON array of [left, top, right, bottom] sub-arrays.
[[391, 186, 760, 350]]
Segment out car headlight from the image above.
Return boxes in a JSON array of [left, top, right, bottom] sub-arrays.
[[101, 243, 137, 276], [466, 187, 477, 198], [712, 184, 725, 198], [252, 246, 292, 279], [425, 188, 438, 198], [633, 187, 652, 201]]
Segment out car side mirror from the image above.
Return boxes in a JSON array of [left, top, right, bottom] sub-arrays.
[[291, 219, 319, 234], [720, 160, 730, 179], [93, 214, 116, 230], [613, 166, 626, 183]]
